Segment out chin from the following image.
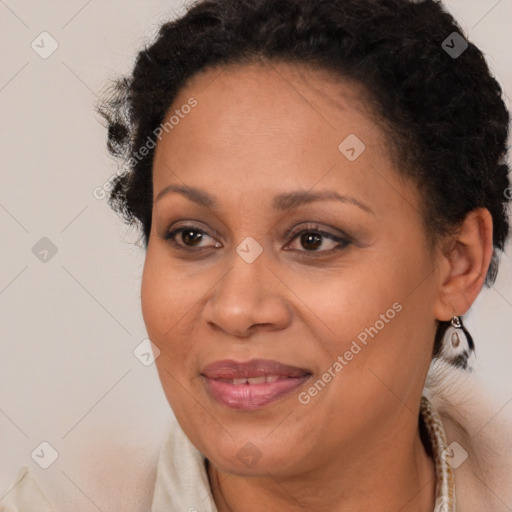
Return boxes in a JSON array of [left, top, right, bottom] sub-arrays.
[[208, 447, 295, 478]]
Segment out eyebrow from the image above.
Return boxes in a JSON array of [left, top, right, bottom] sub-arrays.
[[155, 184, 374, 215]]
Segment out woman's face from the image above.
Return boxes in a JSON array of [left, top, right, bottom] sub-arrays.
[[142, 62, 442, 477]]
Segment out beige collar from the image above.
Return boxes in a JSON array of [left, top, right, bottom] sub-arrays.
[[150, 396, 454, 512]]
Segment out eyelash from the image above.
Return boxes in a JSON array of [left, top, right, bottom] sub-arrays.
[[161, 223, 352, 256]]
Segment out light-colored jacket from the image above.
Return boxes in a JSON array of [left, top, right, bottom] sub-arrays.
[[1, 359, 511, 511], [422, 360, 512, 511]]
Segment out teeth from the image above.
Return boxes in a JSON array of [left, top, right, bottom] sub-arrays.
[[247, 376, 266, 384], [228, 375, 282, 385]]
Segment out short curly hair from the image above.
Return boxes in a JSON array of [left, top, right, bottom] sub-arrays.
[[98, 0, 510, 289]]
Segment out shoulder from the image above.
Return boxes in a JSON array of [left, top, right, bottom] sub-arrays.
[[151, 418, 216, 511], [1, 434, 161, 512], [424, 359, 512, 512], [0, 466, 54, 512]]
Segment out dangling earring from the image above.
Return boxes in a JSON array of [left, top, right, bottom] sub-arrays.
[[438, 315, 475, 370], [450, 315, 462, 347]]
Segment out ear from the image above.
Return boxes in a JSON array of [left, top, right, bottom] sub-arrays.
[[433, 208, 494, 321]]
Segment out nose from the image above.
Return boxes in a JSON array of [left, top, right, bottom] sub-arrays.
[[201, 243, 292, 338]]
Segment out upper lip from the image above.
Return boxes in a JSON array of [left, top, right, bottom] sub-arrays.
[[201, 358, 311, 379]]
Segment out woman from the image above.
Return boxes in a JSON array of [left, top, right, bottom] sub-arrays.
[[104, 0, 512, 510], [2, 0, 510, 511]]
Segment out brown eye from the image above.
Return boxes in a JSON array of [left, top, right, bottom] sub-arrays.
[[298, 232, 324, 251], [285, 225, 351, 254], [162, 226, 220, 250], [180, 228, 204, 246]]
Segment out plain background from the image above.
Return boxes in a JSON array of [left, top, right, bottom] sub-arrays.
[[1, 0, 511, 510]]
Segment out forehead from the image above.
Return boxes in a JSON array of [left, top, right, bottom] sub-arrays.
[[183, 59, 371, 110], [150, 61, 423, 240], [168, 60, 378, 135], [152, 60, 391, 185]]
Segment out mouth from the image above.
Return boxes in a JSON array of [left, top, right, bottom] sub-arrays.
[[201, 358, 312, 410]]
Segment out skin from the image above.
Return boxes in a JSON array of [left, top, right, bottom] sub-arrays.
[[141, 61, 493, 511]]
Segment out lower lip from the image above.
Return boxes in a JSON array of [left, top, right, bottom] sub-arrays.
[[202, 375, 311, 410]]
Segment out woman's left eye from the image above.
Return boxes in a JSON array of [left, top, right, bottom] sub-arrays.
[[161, 223, 351, 254], [285, 226, 351, 254]]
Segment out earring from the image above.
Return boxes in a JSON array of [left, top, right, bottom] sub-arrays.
[[450, 315, 462, 347], [438, 315, 475, 370]]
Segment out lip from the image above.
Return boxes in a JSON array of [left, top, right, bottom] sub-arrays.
[[201, 358, 312, 410]]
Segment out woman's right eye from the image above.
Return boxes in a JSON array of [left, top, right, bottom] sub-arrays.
[[161, 226, 221, 250]]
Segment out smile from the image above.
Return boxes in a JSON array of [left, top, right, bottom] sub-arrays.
[[201, 358, 312, 410]]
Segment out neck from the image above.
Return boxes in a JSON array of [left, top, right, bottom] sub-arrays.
[[207, 419, 436, 512]]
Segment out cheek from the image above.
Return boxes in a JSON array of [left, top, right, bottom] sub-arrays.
[[284, 260, 398, 343], [141, 252, 204, 416], [298, 246, 433, 377], [140, 252, 199, 389], [140, 249, 199, 339]]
